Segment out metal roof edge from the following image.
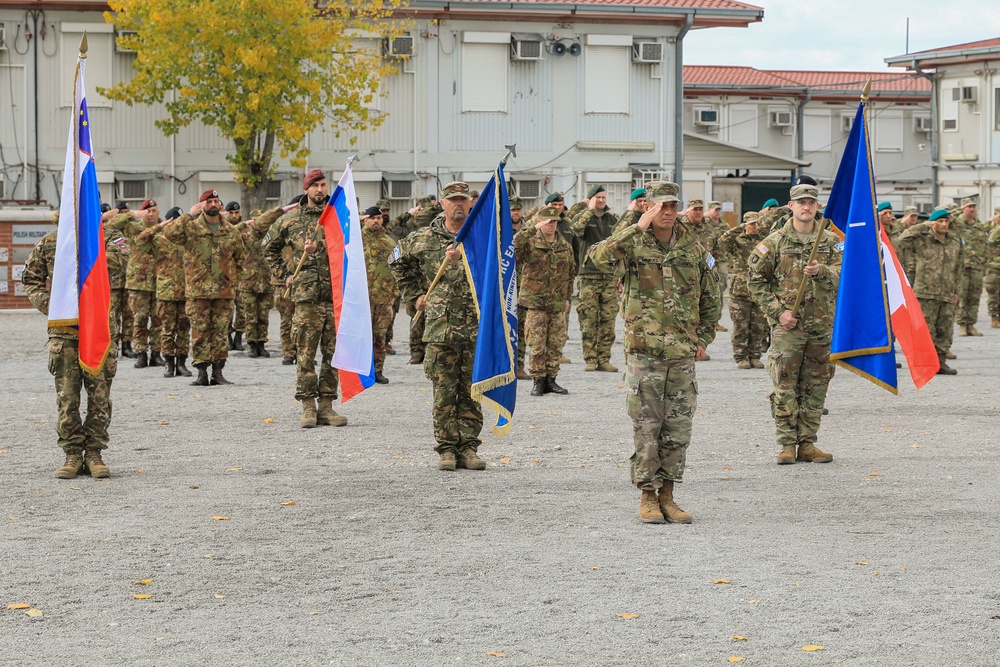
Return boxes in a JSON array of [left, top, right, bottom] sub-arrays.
[[683, 131, 810, 167]]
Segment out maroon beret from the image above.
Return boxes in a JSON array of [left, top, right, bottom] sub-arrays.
[[140, 198, 157, 210], [303, 169, 325, 190], [199, 189, 221, 203]]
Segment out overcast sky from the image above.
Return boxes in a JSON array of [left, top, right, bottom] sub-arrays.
[[684, 1, 1000, 72]]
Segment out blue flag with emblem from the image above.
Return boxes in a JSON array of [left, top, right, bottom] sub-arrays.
[[827, 102, 898, 393], [454, 160, 517, 435]]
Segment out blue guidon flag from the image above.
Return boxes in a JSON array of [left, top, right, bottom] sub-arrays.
[[454, 160, 518, 435]]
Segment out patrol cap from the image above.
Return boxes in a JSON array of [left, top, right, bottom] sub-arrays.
[[535, 205, 561, 221], [303, 169, 325, 189], [994, 206, 1000, 216], [225, 201, 241, 212], [630, 188, 646, 201], [877, 202, 892, 212], [961, 196, 977, 207], [789, 184, 819, 201], [361, 205, 382, 218], [165, 206, 182, 221], [376, 198, 391, 210], [929, 209, 949, 222], [743, 211, 760, 224], [198, 189, 221, 203], [762, 198, 779, 209], [944, 202, 958, 211], [508, 195, 523, 211], [586, 184, 606, 198], [417, 195, 433, 207], [645, 181, 681, 204], [708, 201, 722, 210], [544, 192, 564, 204], [441, 181, 472, 200], [903, 206, 918, 216], [688, 199, 704, 209]]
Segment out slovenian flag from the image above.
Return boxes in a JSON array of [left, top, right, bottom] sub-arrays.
[[322, 160, 376, 402], [50, 44, 112, 375]]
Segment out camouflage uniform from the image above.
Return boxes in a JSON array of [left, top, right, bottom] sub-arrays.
[[109, 213, 161, 355], [22, 230, 121, 456], [162, 213, 245, 366], [613, 208, 642, 233], [237, 207, 284, 347], [986, 222, 1000, 324], [363, 223, 400, 374], [718, 219, 768, 364], [264, 204, 340, 402], [512, 221, 576, 380], [271, 245, 297, 360], [706, 211, 732, 291], [390, 214, 483, 455], [748, 217, 842, 453], [896, 223, 964, 354], [104, 223, 131, 344], [136, 225, 189, 358], [951, 210, 990, 329], [588, 209, 721, 490], [569, 207, 620, 367]]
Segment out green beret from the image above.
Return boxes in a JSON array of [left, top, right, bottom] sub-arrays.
[[586, 184, 606, 199], [544, 192, 564, 204], [928, 209, 949, 221], [877, 202, 892, 212], [630, 188, 646, 201]]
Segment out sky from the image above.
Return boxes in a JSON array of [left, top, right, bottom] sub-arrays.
[[684, 0, 1000, 72]]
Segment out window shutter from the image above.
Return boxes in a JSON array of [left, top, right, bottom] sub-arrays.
[[61, 25, 114, 108], [585, 46, 629, 114], [462, 43, 508, 113]]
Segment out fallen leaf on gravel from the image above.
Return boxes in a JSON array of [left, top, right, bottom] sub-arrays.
[[166, 395, 175, 399], [211, 516, 230, 521], [729, 658, 746, 663], [26, 608, 43, 617], [546, 412, 558, 415], [802, 645, 825, 651], [580, 465, 586, 468], [713, 579, 731, 585], [190, 485, 200, 489], [227, 467, 244, 471], [910, 444, 922, 448], [531, 460, 540, 465], [155, 637, 165, 641], [853, 562, 868, 565], [280, 501, 296, 506], [487, 652, 506, 658], [263, 418, 275, 423], [309, 611, 318, 615], [869, 472, 880, 477], [70, 486, 82, 491], [500, 457, 511, 463], [133, 579, 153, 586], [0, 450, 7, 454], [744, 600, 760, 604], [132, 594, 153, 600], [900, 568, 906, 572], [136, 468, 145, 473], [616, 613, 639, 619], [213, 594, 224, 599], [872, 572, 880, 577], [8, 516, 15, 521], [7, 603, 30, 610], [991, 615, 1000, 620], [591, 566, 600, 571], [722, 467, 734, 471], [418, 387, 428, 391], [159, 421, 170, 426], [732, 636, 748, 641]]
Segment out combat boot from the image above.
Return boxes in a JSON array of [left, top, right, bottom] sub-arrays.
[[945, 350, 957, 360], [316, 397, 348, 426], [559, 354, 572, 364], [175, 355, 193, 377], [545, 376, 568, 395], [992, 316, 1000, 328], [191, 363, 210, 386], [149, 350, 164, 367], [233, 332, 245, 351], [736, 359, 752, 370], [638, 489, 666, 524], [958, 324, 970, 337], [56, 451, 85, 479], [385, 343, 396, 355], [134, 351, 148, 368], [457, 448, 486, 470], [969, 325, 983, 337], [408, 351, 424, 365], [247, 341, 260, 358], [228, 332, 237, 350], [120, 341, 136, 358], [437, 451, 457, 471], [300, 399, 318, 428], [374, 371, 389, 385], [585, 361, 597, 372], [163, 355, 176, 378], [597, 361, 618, 372], [797, 442, 833, 463], [749, 359, 765, 369], [937, 352, 958, 375], [777, 444, 797, 465], [257, 342, 270, 358], [530, 378, 546, 396], [517, 364, 531, 380], [84, 449, 110, 478], [715, 322, 728, 332], [282, 356, 295, 365], [210, 361, 233, 385], [659, 481, 693, 524]]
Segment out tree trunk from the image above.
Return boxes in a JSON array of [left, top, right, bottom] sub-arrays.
[[234, 131, 276, 215]]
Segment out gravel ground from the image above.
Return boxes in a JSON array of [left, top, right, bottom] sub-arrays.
[[1, 302, 999, 666]]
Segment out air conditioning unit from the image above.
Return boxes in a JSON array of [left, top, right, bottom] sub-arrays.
[[841, 114, 854, 132], [114, 29, 138, 54], [953, 86, 978, 103], [916, 202, 935, 214], [769, 111, 793, 128], [694, 108, 719, 126], [385, 180, 413, 200], [914, 116, 932, 133], [513, 180, 541, 199], [120, 180, 147, 201], [383, 35, 413, 59], [631, 41, 662, 64], [943, 119, 958, 131], [510, 34, 543, 61]]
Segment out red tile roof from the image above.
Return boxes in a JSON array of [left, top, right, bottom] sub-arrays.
[[906, 37, 1000, 56], [685, 66, 930, 97]]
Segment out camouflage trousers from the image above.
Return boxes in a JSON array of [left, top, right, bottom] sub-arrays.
[[231, 293, 246, 333], [371, 298, 395, 373], [274, 289, 296, 358], [957, 267, 984, 326], [293, 302, 339, 401], [517, 305, 527, 368], [48, 338, 117, 453], [625, 353, 697, 489], [577, 274, 618, 365], [716, 261, 731, 296], [185, 298, 232, 366], [405, 300, 425, 356], [157, 299, 190, 357], [984, 268, 1000, 318], [767, 327, 834, 449], [526, 308, 568, 379], [918, 297, 955, 354], [387, 296, 401, 345], [240, 290, 274, 343], [110, 287, 132, 343], [128, 290, 161, 353], [423, 342, 483, 454], [729, 295, 768, 361]]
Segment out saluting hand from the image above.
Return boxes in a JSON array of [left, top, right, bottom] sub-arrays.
[[636, 203, 661, 232]]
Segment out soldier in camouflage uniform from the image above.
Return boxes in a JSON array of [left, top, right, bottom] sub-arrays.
[[236, 205, 287, 358], [986, 207, 1000, 328], [224, 202, 248, 352], [102, 216, 132, 354], [109, 199, 163, 368], [388, 195, 442, 364], [390, 181, 486, 472], [612, 188, 648, 233], [265, 170, 348, 428], [22, 225, 126, 479], [719, 211, 768, 369], [374, 198, 400, 356], [589, 182, 721, 524], [537, 192, 577, 365], [896, 209, 963, 374], [950, 197, 990, 336], [748, 184, 842, 466], [163, 189, 246, 386], [570, 184, 620, 371], [137, 206, 192, 378], [705, 201, 731, 297], [678, 199, 727, 342], [513, 205, 576, 396], [509, 196, 531, 380], [361, 205, 399, 384], [272, 196, 303, 365]]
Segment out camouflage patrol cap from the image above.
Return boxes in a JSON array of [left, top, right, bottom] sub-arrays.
[[441, 181, 472, 200], [902, 206, 918, 216], [743, 211, 759, 224], [544, 192, 564, 204], [508, 195, 523, 210], [687, 199, 704, 209], [51, 211, 60, 224], [417, 195, 433, 207], [789, 184, 819, 201], [961, 196, 978, 207], [994, 206, 1000, 216], [708, 201, 722, 210], [944, 202, 958, 211], [645, 181, 680, 204], [376, 198, 391, 210], [535, 205, 561, 221]]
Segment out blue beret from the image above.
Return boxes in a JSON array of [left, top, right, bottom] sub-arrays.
[[928, 209, 949, 221], [877, 202, 892, 212], [630, 188, 646, 201], [762, 198, 779, 208]]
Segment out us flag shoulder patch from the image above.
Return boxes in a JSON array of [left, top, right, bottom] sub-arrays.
[[755, 243, 769, 255]]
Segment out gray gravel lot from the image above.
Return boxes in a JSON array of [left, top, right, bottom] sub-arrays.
[[1, 302, 998, 666]]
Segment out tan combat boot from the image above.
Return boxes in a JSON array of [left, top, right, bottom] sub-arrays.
[[659, 481, 693, 524], [969, 325, 983, 337], [638, 489, 666, 524], [736, 359, 752, 370], [300, 399, 318, 428], [597, 361, 619, 372], [437, 451, 457, 471], [992, 316, 1000, 329], [559, 355, 572, 364], [749, 359, 765, 369], [958, 324, 970, 337], [457, 448, 486, 470], [84, 449, 110, 478], [316, 397, 348, 427], [585, 361, 597, 372], [797, 442, 833, 463], [777, 445, 797, 465], [56, 452, 85, 479]]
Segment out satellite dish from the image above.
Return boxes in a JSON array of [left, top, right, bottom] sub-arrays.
[[568, 42, 582, 57], [552, 42, 566, 56]]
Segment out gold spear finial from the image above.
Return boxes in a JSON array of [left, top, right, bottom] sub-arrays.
[[79, 33, 89, 59], [861, 77, 873, 103]]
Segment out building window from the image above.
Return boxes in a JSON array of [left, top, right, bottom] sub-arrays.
[[803, 111, 831, 154], [584, 36, 631, 114], [461, 33, 509, 113], [995, 88, 1000, 130], [61, 24, 114, 108], [875, 113, 903, 152]]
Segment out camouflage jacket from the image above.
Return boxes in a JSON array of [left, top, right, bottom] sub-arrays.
[[22, 229, 127, 340], [718, 223, 765, 298], [513, 226, 576, 311], [566, 201, 588, 220], [390, 204, 443, 240], [613, 209, 642, 233], [137, 225, 186, 301], [237, 207, 284, 293], [109, 213, 158, 292], [103, 223, 130, 290], [706, 218, 732, 261], [758, 206, 791, 235], [362, 225, 399, 305], [678, 217, 718, 257], [162, 213, 245, 300], [951, 213, 990, 269], [989, 224, 1000, 271], [389, 215, 478, 345], [589, 224, 721, 359], [896, 224, 964, 301], [748, 223, 843, 334], [264, 204, 331, 304], [570, 208, 619, 275]]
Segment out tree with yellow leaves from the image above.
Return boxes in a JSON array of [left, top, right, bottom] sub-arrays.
[[103, 0, 407, 210]]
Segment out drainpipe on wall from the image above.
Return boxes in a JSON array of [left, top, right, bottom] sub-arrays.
[[912, 60, 939, 204], [796, 89, 811, 166], [673, 13, 693, 197]]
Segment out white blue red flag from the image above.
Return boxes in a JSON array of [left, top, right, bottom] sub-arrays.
[[322, 159, 376, 402], [50, 46, 112, 375]]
